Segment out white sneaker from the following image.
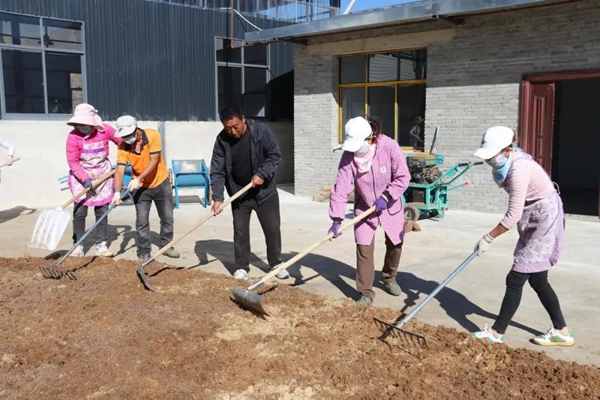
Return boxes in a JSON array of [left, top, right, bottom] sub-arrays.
[[70, 245, 84, 257], [271, 264, 289, 279], [472, 324, 504, 344], [233, 269, 250, 280], [95, 241, 114, 257]]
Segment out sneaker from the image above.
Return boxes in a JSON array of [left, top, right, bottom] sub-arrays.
[[95, 242, 114, 258], [271, 264, 290, 279], [472, 325, 504, 344], [233, 269, 250, 280], [70, 245, 84, 257], [532, 328, 575, 347], [383, 280, 402, 296], [355, 294, 373, 306], [138, 253, 152, 264], [163, 247, 180, 259]]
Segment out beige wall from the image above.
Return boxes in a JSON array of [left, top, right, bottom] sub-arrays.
[[0, 120, 293, 210]]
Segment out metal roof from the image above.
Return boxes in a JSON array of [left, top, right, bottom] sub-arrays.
[[245, 0, 569, 44]]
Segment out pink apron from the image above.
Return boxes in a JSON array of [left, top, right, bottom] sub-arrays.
[[68, 138, 114, 207]]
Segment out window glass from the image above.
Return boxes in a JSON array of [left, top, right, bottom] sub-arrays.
[[367, 86, 395, 139], [397, 84, 426, 147], [46, 52, 83, 114], [0, 12, 40, 47], [2, 49, 45, 113], [341, 87, 365, 133], [244, 43, 267, 66], [243, 67, 266, 117], [42, 18, 83, 51], [340, 56, 366, 84], [368, 53, 398, 83], [217, 65, 242, 113], [216, 38, 242, 63]]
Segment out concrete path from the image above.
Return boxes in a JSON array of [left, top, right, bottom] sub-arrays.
[[2, 189, 599, 366]]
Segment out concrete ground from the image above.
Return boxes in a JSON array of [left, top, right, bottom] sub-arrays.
[[2, 188, 599, 366]]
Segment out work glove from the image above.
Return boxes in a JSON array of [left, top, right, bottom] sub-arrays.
[[475, 233, 494, 256], [328, 221, 342, 239], [84, 179, 96, 195], [5, 156, 13, 166], [374, 195, 389, 213], [127, 178, 141, 192], [110, 192, 121, 205]]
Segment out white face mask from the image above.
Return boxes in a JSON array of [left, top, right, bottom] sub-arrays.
[[355, 141, 371, 155], [123, 134, 136, 145], [77, 126, 93, 135]]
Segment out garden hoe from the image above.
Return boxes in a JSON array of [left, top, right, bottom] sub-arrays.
[[373, 250, 478, 348], [232, 206, 377, 316], [39, 189, 132, 280], [29, 170, 116, 251], [136, 182, 253, 291]]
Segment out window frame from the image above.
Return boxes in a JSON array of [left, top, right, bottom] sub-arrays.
[[0, 11, 86, 120], [338, 47, 427, 144], [214, 36, 270, 120]]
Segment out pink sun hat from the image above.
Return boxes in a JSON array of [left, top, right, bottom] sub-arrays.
[[67, 103, 105, 131]]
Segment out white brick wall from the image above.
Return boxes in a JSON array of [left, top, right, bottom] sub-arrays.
[[294, 0, 600, 212]]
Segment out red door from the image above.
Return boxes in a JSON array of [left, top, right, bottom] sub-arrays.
[[520, 82, 555, 174]]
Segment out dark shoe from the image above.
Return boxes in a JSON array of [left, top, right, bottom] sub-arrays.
[[355, 294, 373, 306], [163, 247, 180, 259], [138, 253, 152, 263], [384, 280, 402, 296]]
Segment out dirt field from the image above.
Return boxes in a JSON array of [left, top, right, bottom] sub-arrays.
[[1, 256, 599, 399]]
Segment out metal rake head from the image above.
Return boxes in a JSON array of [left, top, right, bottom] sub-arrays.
[[39, 266, 77, 280], [373, 317, 428, 348], [137, 265, 154, 291]]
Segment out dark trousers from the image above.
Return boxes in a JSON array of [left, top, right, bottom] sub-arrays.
[[72, 203, 109, 245], [356, 234, 403, 299], [493, 270, 567, 334], [231, 192, 281, 271], [132, 178, 174, 257]]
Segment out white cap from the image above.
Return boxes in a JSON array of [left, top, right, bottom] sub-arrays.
[[473, 126, 515, 160], [115, 115, 138, 137], [338, 117, 372, 153]]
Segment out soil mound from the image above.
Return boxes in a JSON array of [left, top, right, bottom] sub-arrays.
[[1, 257, 599, 399]]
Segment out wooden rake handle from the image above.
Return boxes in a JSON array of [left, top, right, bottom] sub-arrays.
[[60, 170, 116, 209], [0, 156, 21, 168], [144, 182, 254, 265], [250, 206, 377, 289]]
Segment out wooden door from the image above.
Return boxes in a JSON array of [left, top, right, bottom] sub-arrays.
[[520, 82, 555, 174]]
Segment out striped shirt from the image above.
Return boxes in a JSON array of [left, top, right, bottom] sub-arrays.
[[500, 152, 555, 229]]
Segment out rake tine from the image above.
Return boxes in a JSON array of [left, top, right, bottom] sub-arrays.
[[137, 265, 154, 292]]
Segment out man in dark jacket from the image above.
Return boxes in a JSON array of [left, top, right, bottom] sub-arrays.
[[210, 105, 288, 281]]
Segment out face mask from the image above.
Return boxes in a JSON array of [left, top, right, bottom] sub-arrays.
[[77, 126, 93, 135], [355, 140, 371, 156], [123, 134, 136, 145], [486, 152, 508, 170]]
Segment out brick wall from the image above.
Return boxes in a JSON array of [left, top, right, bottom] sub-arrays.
[[294, 0, 600, 212]]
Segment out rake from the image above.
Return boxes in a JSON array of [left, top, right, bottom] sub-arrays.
[[136, 182, 253, 291], [373, 251, 478, 348], [29, 170, 116, 251], [39, 189, 131, 280], [232, 206, 377, 316]]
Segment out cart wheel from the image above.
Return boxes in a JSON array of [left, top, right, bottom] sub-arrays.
[[207, 186, 213, 207], [168, 168, 174, 188], [436, 208, 446, 219], [405, 205, 419, 222]]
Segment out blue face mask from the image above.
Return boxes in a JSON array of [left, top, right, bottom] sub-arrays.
[[487, 151, 513, 186], [77, 126, 93, 135]]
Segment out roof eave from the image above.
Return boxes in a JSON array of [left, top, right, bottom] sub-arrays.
[[245, 0, 567, 44]]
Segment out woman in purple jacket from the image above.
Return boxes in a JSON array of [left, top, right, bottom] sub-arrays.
[[66, 104, 122, 257], [328, 116, 411, 306]]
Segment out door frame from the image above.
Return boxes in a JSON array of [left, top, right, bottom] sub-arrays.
[[519, 69, 600, 173]]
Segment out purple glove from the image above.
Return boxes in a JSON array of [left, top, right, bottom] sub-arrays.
[[328, 221, 342, 238], [374, 196, 389, 213]]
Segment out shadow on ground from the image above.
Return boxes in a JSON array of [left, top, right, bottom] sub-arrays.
[[0, 206, 36, 224]]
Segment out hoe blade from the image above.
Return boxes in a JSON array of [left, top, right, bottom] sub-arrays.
[[232, 287, 269, 316], [137, 265, 154, 292], [373, 317, 427, 348]]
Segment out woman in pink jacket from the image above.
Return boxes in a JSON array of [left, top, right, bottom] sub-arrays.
[[471, 126, 573, 347], [328, 116, 411, 306], [66, 103, 122, 257]]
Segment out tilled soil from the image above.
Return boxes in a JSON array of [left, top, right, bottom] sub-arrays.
[[1, 256, 599, 399]]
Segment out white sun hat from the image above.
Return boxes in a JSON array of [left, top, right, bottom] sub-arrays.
[[335, 116, 373, 153], [67, 103, 104, 131], [473, 126, 515, 160], [115, 115, 138, 138]]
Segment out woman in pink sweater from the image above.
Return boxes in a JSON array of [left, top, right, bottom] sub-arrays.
[[471, 126, 573, 347], [66, 103, 122, 257], [328, 116, 411, 306]]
